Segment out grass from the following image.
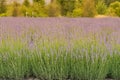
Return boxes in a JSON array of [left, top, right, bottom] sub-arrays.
[[0, 26, 120, 80]]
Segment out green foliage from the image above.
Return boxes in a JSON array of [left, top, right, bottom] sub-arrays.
[[71, 0, 83, 17], [6, 5, 13, 16], [71, 8, 83, 17], [0, 13, 7, 17], [57, 0, 76, 16], [82, 0, 96, 17], [1, 0, 120, 17], [104, 0, 119, 6], [20, 5, 31, 16], [96, 0, 107, 15], [47, 1, 61, 17], [0, 39, 30, 79], [33, 0, 45, 6], [111, 52, 120, 79], [0, 0, 7, 14], [107, 1, 120, 17], [31, 2, 48, 17], [5, 0, 48, 17], [12, 1, 21, 17], [23, 0, 30, 7], [78, 0, 82, 3]]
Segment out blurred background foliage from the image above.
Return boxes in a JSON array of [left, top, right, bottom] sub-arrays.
[[0, 0, 120, 17]]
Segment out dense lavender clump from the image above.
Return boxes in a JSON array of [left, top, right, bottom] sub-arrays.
[[0, 17, 120, 80]]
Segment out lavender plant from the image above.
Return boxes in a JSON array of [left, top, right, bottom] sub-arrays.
[[0, 17, 120, 80]]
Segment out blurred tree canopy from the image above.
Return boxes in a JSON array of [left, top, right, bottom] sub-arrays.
[[23, 0, 30, 7], [0, 0, 7, 14], [96, 0, 107, 15], [0, 0, 120, 17], [82, 0, 96, 17], [57, 0, 76, 16], [33, 0, 45, 6], [104, 0, 120, 6], [107, 1, 120, 17], [12, 1, 21, 17], [47, 0, 60, 17]]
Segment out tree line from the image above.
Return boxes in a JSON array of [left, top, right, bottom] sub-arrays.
[[0, 0, 120, 17]]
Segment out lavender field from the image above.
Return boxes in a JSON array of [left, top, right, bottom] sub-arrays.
[[0, 17, 120, 80]]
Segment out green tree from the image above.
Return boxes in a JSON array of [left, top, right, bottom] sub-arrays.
[[31, 2, 48, 17], [30, 0, 47, 17], [72, 8, 83, 17], [23, 0, 30, 7], [33, 0, 45, 6], [71, 0, 83, 17], [82, 0, 96, 17], [12, 1, 20, 17], [47, 0, 60, 17], [105, 0, 115, 6], [0, 0, 7, 14], [57, 0, 76, 16], [78, 0, 82, 3], [96, 0, 107, 14], [104, 0, 120, 6], [107, 1, 120, 17]]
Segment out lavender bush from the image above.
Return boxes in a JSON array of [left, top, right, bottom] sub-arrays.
[[0, 17, 120, 80]]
